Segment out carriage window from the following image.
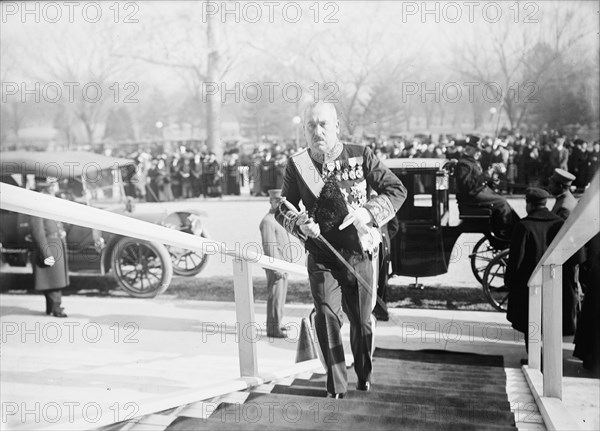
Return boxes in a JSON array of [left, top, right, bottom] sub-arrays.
[[413, 174, 433, 207]]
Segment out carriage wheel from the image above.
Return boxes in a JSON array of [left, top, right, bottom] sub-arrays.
[[469, 236, 498, 285], [482, 249, 510, 312]]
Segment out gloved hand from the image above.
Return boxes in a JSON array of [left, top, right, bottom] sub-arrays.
[[298, 216, 321, 238], [339, 207, 373, 230], [43, 256, 56, 266]]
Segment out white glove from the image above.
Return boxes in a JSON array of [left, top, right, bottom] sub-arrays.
[[44, 256, 56, 266], [339, 207, 373, 230], [298, 216, 321, 238]]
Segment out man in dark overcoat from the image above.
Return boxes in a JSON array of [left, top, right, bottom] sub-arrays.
[[30, 178, 69, 318], [454, 136, 519, 237], [506, 188, 563, 351]]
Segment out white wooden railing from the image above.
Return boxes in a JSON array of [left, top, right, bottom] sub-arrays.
[[0, 182, 308, 378], [525, 168, 599, 429]]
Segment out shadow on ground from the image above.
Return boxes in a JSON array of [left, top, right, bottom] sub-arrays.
[[0, 272, 495, 311]]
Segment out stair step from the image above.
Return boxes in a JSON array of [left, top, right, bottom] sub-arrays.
[[301, 376, 507, 392], [166, 396, 515, 431], [270, 384, 511, 408], [371, 359, 507, 375], [246, 392, 516, 424], [373, 349, 505, 368]]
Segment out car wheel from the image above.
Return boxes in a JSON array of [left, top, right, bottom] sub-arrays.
[[169, 230, 211, 277], [111, 238, 172, 298]]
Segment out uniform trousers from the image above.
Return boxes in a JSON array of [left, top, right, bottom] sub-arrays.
[[265, 270, 288, 336], [307, 250, 377, 395]]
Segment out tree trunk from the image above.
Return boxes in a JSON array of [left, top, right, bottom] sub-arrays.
[[206, 11, 222, 159]]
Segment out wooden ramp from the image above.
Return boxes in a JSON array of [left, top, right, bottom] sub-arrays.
[[100, 349, 519, 430]]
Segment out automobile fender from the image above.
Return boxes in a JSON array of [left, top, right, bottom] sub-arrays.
[[161, 210, 207, 236], [100, 234, 124, 275]]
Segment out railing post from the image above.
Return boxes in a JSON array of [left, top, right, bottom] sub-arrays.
[[528, 282, 542, 370], [542, 264, 562, 399], [232, 259, 258, 377]]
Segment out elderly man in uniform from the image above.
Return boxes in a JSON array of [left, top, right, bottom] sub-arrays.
[[274, 101, 406, 398], [506, 188, 563, 354], [30, 177, 69, 318], [548, 168, 581, 336], [454, 136, 519, 237], [260, 189, 292, 338]]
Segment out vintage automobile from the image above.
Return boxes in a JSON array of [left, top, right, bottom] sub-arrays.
[[384, 158, 510, 312], [0, 151, 210, 298]]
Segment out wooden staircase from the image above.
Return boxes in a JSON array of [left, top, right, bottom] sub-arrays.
[[101, 348, 518, 430]]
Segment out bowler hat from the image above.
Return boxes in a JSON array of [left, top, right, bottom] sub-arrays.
[[549, 168, 575, 186], [525, 187, 550, 205]]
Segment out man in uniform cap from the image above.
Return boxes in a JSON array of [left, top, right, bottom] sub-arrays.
[[548, 168, 577, 220], [453, 135, 519, 237], [506, 188, 563, 354], [30, 177, 70, 317], [548, 168, 581, 336], [259, 189, 292, 338]]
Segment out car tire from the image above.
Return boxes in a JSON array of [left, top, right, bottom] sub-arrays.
[[170, 230, 211, 277], [111, 237, 172, 298]]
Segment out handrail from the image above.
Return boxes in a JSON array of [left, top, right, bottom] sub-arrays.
[[0, 182, 308, 378], [523, 168, 599, 428], [0, 183, 307, 276]]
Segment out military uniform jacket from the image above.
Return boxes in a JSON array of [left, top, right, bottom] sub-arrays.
[[505, 208, 563, 333], [275, 144, 406, 262], [454, 154, 487, 202], [30, 216, 69, 291]]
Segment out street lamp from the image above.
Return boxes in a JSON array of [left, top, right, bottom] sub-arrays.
[[292, 115, 302, 149]]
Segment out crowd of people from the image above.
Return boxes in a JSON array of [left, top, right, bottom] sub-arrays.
[[120, 130, 599, 202]]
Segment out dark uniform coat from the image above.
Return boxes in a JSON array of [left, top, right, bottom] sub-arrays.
[[574, 233, 600, 372], [506, 207, 563, 333], [454, 154, 519, 235], [30, 216, 69, 291]]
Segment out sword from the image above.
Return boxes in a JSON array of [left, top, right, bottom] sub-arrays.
[[280, 198, 384, 309]]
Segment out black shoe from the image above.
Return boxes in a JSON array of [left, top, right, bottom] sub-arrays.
[[50, 308, 68, 318], [326, 392, 345, 399], [356, 380, 371, 391], [520, 358, 528, 365]]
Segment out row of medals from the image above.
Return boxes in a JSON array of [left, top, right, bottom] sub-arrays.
[[321, 159, 364, 182]]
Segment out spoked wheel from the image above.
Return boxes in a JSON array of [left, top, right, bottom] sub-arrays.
[[168, 230, 210, 277], [470, 236, 499, 285], [162, 212, 211, 277], [482, 249, 510, 312], [111, 238, 172, 298]]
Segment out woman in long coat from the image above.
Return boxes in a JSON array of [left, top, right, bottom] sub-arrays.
[[30, 179, 69, 317]]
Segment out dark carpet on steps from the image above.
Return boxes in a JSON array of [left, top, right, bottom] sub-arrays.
[[165, 349, 516, 430]]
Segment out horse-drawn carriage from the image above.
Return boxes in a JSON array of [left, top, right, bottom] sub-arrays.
[[384, 158, 510, 311]]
